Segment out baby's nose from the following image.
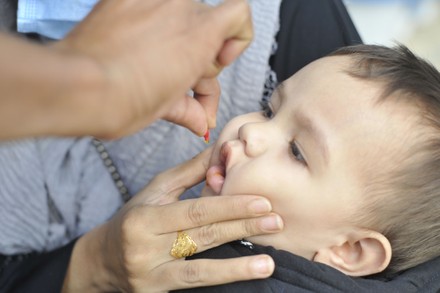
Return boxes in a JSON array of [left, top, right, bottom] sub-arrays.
[[238, 122, 269, 157]]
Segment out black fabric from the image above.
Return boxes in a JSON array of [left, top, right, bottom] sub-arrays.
[[174, 242, 440, 293], [0, 0, 18, 32], [270, 0, 362, 83], [0, 239, 77, 293]]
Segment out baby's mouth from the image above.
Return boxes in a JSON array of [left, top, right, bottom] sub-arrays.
[[206, 142, 230, 194]]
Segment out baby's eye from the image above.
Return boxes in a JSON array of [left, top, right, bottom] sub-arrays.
[[290, 141, 307, 165], [260, 100, 274, 119]]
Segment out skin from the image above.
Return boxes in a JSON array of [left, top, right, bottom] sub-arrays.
[[63, 148, 283, 292], [204, 56, 419, 276], [0, 0, 253, 139]]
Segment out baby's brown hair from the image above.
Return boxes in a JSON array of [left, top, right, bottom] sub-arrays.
[[330, 44, 440, 275]]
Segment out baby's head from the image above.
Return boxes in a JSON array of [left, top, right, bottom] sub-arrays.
[[203, 44, 440, 277]]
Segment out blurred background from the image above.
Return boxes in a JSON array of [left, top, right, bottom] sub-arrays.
[[343, 0, 440, 69]]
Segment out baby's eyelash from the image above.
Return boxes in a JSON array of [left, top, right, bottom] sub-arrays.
[[260, 100, 306, 166], [290, 141, 307, 166], [260, 100, 274, 119]]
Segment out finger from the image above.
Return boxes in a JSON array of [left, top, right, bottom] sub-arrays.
[[158, 213, 282, 263], [152, 195, 274, 233], [210, 0, 254, 66], [193, 77, 220, 129], [164, 77, 220, 133], [217, 33, 252, 67], [180, 213, 282, 250], [148, 148, 213, 200], [163, 94, 208, 136], [155, 255, 274, 291]]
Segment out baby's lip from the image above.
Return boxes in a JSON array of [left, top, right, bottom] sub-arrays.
[[220, 141, 233, 170]]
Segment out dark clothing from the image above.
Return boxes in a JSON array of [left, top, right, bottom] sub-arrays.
[[0, 240, 76, 293], [0, 0, 17, 32], [175, 241, 440, 293], [270, 0, 362, 82]]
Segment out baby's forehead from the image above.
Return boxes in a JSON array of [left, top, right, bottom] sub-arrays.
[[276, 56, 383, 109], [281, 54, 425, 113], [281, 55, 369, 91], [340, 96, 424, 188], [293, 56, 348, 82]]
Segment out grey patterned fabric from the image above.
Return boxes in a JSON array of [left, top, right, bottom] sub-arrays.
[[0, 0, 281, 254]]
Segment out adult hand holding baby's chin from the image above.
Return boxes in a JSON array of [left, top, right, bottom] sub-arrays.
[[62, 148, 283, 292]]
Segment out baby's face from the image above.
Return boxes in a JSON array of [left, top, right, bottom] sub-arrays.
[[203, 56, 417, 260]]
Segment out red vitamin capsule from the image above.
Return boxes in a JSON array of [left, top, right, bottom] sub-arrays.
[[203, 130, 210, 144]]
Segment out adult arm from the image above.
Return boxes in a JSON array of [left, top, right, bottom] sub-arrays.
[[62, 148, 283, 292], [0, 0, 253, 140]]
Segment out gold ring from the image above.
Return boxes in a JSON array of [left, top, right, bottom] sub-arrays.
[[170, 231, 198, 259]]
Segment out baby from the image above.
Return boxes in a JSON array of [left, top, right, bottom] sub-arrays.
[[202, 44, 440, 278]]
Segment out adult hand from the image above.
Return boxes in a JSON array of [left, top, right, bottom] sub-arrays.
[[0, 0, 252, 140], [56, 0, 253, 138], [63, 148, 283, 292]]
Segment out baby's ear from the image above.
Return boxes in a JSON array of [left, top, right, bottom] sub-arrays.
[[313, 230, 392, 277]]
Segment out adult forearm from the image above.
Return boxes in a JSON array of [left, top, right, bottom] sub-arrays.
[[0, 33, 106, 140]]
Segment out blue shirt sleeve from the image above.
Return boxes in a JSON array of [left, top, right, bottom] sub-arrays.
[[17, 0, 98, 39]]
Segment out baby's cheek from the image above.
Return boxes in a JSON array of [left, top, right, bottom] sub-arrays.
[[220, 169, 264, 196]]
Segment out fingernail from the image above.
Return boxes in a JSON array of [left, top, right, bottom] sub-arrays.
[[203, 130, 210, 144], [251, 256, 274, 276], [249, 199, 272, 214], [260, 215, 283, 231]]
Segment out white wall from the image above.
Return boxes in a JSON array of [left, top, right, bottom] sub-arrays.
[[344, 0, 440, 69]]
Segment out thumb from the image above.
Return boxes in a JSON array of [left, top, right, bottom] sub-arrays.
[[149, 147, 214, 201]]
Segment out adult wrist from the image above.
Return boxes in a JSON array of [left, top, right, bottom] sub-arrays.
[[45, 43, 110, 138], [63, 225, 115, 292]]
